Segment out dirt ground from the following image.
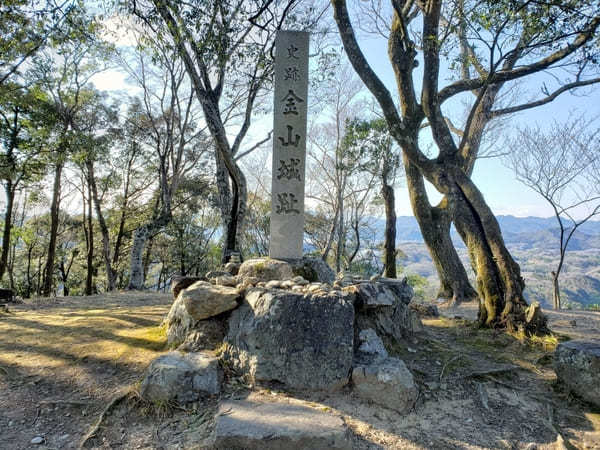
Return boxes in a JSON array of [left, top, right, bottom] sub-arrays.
[[1, 292, 599, 450]]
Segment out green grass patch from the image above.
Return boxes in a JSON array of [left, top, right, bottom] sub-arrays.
[[133, 324, 168, 351]]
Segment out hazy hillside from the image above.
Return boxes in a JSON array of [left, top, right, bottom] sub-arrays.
[[393, 216, 600, 309]]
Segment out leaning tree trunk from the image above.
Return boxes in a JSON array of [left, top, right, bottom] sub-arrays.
[[450, 171, 548, 334], [42, 161, 63, 297], [381, 176, 397, 279], [453, 197, 504, 322], [404, 158, 477, 303]]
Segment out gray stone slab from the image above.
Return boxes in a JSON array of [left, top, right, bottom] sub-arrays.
[[269, 30, 309, 260], [213, 394, 351, 449]]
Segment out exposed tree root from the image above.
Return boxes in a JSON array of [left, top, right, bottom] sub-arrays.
[[40, 399, 90, 406], [460, 364, 520, 380], [79, 392, 130, 449]]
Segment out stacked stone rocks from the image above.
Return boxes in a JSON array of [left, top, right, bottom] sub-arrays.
[[141, 257, 423, 448]]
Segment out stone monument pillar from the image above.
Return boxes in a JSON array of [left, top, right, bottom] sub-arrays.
[[269, 31, 309, 260]]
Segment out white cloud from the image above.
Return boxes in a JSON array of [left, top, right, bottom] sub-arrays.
[[90, 70, 131, 92]]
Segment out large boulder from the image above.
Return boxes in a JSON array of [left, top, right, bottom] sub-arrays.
[[181, 281, 241, 321], [164, 294, 197, 346], [164, 294, 227, 349], [177, 320, 226, 352], [224, 288, 355, 391], [346, 280, 422, 345], [237, 258, 295, 282], [554, 340, 600, 407], [352, 357, 418, 412], [140, 351, 221, 405], [213, 393, 351, 449], [289, 257, 336, 284]]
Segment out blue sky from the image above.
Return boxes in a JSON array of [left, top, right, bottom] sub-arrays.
[[355, 28, 600, 218], [92, 13, 600, 219]]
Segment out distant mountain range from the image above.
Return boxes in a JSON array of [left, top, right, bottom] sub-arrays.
[[389, 215, 600, 250], [390, 215, 600, 309]]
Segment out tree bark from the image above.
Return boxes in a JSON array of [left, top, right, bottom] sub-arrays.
[[552, 271, 561, 310], [0, 180, 15, 282], [449, 171, 547, 333], [381, 158, 397, 278], [25, 245, 33, 298], [128, 216, 167, 290], [112, 152, 134, 270], [214, 150, 232, 262], [404, 157, 477, 302], [143, 233, 155, 283], [87, 161, 117, 291], [59, 260, 69, 296], [42, 161, 63, 297], [85, 178, 94, 295], [321, 204, 339, 262], [381, 184, 397, 278], [37, 255, 42, 295], [335, 179, 345, 272]]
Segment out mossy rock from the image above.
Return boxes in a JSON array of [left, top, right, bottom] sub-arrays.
[[237, 258, 294, 282]]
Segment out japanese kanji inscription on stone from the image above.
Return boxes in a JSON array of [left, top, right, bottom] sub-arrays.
[[269, 30, 309, 259]]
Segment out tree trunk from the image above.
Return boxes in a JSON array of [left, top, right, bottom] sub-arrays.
[[87, 161, 117, 291], [449, 171, 547, 334], [321, 204, 339, 262], [60, 260, 70, 297], [381, 159, 397, 278], [234, 169, 248, 262], [85, 179, 94, 295], [129, 224, 153, 290], [128, 213, 168, 290], [335, 175, 347, 273], [42, 162, 63, 297], [214, 150, 232, 263], [222, 166, 246, 263], [336, 191, 344, 272], [212, 139, 247, 264], [0, 180, 15, 282], [112, 166, 131, 270], [404, 158, 477, 303], [8, 240, 15, 290], [143, 234, 154, 283], [37, 255, 42, 295], [552, 272, 561, 310], [25, 246, 33, 298]]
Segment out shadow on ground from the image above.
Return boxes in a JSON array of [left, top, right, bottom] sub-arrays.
[[1, 293, 600, 449]]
